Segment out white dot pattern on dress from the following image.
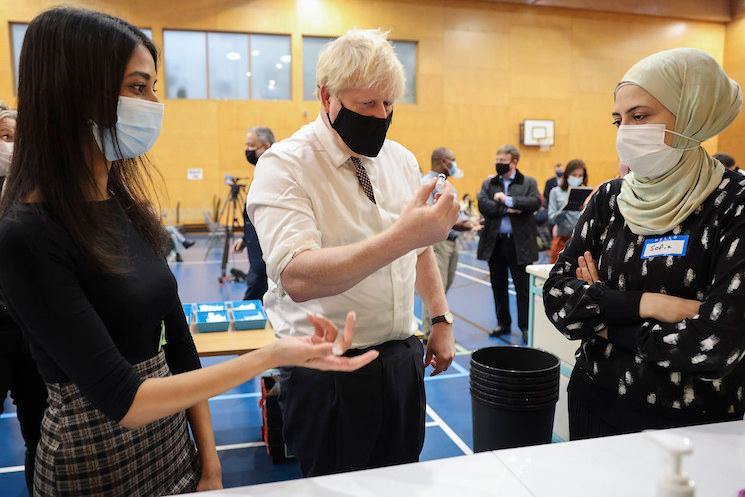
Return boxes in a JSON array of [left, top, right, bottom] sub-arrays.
[[541, 175, 745, 415]]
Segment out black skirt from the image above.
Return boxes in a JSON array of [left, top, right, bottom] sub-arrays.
[[33, 351, 199, 496]]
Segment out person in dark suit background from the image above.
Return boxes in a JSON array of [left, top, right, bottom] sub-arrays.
[[477, 144, 541, 343], [234, 126, 275, 301]]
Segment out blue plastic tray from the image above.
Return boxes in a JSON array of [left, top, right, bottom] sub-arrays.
[[195, 310, 230, 333]]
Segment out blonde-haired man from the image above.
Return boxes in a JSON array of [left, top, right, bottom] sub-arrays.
[[247, 29, 458, 476]]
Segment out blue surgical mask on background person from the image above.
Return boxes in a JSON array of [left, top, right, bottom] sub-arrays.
[[0, 141, 13, 177], [567, 176, 584, 188], [448, 160, 464, 179], [92, 96, 164, 161]]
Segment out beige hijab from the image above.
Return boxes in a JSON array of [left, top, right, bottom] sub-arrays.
[[616, 48, 742, 236]]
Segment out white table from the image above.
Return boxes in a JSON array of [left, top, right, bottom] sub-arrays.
[[496, 420, 745, 497], [191, 452, 531, 497], [183, 421, 745, 497]]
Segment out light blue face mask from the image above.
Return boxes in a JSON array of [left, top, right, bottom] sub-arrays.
[[92, 96, 164, 161], [567, 176, 584, 188], [448, 161, 464, 179]]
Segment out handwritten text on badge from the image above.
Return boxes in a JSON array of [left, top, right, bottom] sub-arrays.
[[641, 235, 689, 259]]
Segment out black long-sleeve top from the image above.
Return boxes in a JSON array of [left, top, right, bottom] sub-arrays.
[[0, 199, 201, 422], [544, 171, 745, 416]]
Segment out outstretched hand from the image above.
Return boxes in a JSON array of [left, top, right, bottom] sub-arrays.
[[269, 312, 378, 371]]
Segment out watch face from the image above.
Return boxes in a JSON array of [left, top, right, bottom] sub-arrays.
[[444, 311, 454, 324]]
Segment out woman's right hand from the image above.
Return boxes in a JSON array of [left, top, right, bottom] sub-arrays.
[[268, 312, 379, 371], [640, 293, 701, 323]]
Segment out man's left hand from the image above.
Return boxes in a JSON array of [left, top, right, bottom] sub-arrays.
[[425, 323, 455, 376]]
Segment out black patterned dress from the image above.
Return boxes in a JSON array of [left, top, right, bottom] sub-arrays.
[[544, 170, 745, 437]]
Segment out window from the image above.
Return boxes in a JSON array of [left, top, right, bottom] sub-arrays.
[[302, 36, 417, 103], [392, 41, 417, 104], [208, 32, 249, 100], [10, 23, 28, 94], [9, 23, 152, 95], [250, 34, 291, 101], [164, 31, 208, 99], [164, 30, 291, 100], [302, 36, 332, 100]]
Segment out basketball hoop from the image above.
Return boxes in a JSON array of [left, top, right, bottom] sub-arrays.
[[538, 137, 551, 152]]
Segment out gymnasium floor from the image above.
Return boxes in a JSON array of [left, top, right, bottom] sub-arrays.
[[0, 237, 539, 496]]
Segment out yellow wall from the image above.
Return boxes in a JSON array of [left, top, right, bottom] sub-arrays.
[[0, 0, 727, 223], [720, 14, 745, 163]]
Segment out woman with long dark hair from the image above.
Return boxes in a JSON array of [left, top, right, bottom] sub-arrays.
[[544, 48, 745, 439], [0, 8, 377, 496], [547, 159, 588, 263]]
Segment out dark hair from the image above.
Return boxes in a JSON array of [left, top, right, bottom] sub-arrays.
[[431, 147, 450, 167], [560, 159, 588, 190], [0, 7, 166, 273], [713, 153, 736, 170]]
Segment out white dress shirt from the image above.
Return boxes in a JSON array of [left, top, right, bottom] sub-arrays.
[[246, 114, 424, 348]]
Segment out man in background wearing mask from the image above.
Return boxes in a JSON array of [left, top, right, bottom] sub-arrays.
[[247, 29, 458, 477], [477, 144, 541, 343], [420, 147, 475, 338], [234, 126, 275, 300], [543, 162, 564, 206]]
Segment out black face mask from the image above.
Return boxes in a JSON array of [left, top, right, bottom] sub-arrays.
[[495, 162, 511, 176], [328, 103, 393, 157], [245, 149, 258, 165]]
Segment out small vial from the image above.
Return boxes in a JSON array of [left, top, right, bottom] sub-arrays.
[[434, 173, 447, 195]]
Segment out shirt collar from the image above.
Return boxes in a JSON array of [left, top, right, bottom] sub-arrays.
[[311, 113, 356, 168], [503, 171, 516, 182]]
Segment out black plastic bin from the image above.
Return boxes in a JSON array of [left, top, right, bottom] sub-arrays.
[[470, 346, 560, 452]]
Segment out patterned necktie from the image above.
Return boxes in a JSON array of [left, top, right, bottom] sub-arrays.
[[350, 157, 376, 204]]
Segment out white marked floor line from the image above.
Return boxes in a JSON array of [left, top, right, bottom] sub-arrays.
[[216, 441, 266, 451], [426, 404, 473, 456], [455, 271, 516, 296], [0, 466, 24, 474]]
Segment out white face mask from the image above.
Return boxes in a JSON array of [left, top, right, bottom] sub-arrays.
[[616, 124, 700, 179], [567, 176, 584, 188], [0, 141, 13, 177], [92, 96, 164, 161]]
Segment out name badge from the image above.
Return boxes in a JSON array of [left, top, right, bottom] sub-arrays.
[[641, 235, 689, 259]]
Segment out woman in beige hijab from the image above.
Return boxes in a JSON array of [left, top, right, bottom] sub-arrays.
[[543, 48, 745, 439]]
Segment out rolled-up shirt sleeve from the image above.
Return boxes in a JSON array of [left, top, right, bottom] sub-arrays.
[[246, 151, 322, 287]]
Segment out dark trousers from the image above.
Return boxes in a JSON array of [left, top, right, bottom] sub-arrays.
[[0, 328, 48, 496], [487, 236, 530, 331], [242, 217, 268, 301], [568, 366, 743, 440], [278, 335, 426, 477]]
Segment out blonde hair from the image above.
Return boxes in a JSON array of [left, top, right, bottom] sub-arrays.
[[316, 29, 406, 101]]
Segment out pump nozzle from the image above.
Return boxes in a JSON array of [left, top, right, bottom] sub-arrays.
[[645, 431, 695, 497]]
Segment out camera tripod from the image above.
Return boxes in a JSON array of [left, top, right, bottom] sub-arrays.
[[217, 177, 249, 284]]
